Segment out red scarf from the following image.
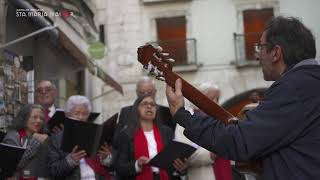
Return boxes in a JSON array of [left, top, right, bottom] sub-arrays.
[[18, 129, 28, 146], [134, 124, 169, 180], [213, 157, 232, 180], [85, 157, 111, 180], [44, 108, 50, 123], [18, 130, 37, 180]]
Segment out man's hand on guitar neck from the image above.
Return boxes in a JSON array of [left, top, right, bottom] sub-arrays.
[[166, 78, 185, 116]]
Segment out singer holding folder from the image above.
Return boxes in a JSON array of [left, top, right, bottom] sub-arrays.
[[115, 94, 185, 180], [47, 95, 112, 180], [3, 104, 49, 179]]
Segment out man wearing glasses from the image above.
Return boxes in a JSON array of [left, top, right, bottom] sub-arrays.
[[35, 80, 60, 132], [166, 16, 320, 180]]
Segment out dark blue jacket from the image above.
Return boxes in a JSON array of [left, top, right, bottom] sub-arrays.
[[174, 63, 320, 180]]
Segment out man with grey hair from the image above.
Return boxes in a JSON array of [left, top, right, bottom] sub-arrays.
[[135, 76, 157, 98], [198, 82, 220, 107], [35, 80, 63, 133], [35, 80, 58, 122]]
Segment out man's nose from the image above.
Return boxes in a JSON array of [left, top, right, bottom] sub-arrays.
[[35, 117, 43, 123]]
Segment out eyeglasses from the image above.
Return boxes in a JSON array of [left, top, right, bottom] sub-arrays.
[[137, 90, 156, 98], [140, 101, 156, 108], [36, 87, 54, 93], [70, 111, 90, 121], [254, 43, 273, 53], [29, 115, 44, 122]]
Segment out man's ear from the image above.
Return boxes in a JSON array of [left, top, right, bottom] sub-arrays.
[[271, 45, 282, 63]]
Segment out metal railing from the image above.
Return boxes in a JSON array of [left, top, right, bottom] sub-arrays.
[[149, 38, 197, 66], [233, 32, 261, 66]]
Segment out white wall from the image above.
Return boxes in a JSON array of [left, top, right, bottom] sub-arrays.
[[279, 0, 320, 58], [191, 0, 237, 65]]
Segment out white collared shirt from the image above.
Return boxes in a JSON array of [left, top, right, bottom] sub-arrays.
[[48, 105, 56, 118], [79, 158, 96, 180], [144, 130, 159, 173]]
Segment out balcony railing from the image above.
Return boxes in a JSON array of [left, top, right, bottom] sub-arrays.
[[233, 32, 261, 66], [149, 38, 197, 67]]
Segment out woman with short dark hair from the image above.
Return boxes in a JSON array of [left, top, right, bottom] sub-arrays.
[[3, 104, 49, 179]]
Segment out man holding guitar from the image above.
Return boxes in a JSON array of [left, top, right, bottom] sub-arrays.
[[164, 16, 320, 180]]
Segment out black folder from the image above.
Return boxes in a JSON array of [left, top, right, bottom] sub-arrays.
[[47, 109, 65, 131], [148, 140, 197, 169], [0, 143, 26, 178], [61, 113, 118, 156], [48, 109, 100, 131], [100, 113, 118, 144]]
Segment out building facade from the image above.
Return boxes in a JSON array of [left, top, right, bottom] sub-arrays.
[[90, 0, 320, 118]]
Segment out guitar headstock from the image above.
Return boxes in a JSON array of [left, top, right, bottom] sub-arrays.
[[137, 45, 236, 123], [137, 44, 175, 81]]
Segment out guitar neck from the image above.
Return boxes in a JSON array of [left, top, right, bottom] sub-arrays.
[[165, 72, 235, 124]]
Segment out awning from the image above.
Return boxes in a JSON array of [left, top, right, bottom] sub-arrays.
[[58, 30, 123, 94]]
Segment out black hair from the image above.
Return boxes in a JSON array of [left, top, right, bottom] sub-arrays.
[[264, 16, 316, 67], [10, 104, 44, 131], [129, 94, 159, 136]]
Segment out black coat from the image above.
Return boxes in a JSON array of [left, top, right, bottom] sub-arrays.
[[47, 131, 109, 180], [174, 62, 320, 180]]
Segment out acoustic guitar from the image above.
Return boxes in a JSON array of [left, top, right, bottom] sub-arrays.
[[137, 44, 263, 175]]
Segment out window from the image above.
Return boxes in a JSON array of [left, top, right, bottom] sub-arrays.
[[156, 16, 187, 65], [243, 8, 274, 60]]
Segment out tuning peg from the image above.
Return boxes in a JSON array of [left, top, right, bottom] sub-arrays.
[[153, 53, 161, 61], [156, 76, 165, 81], [143, 62, 153, 74], [143, 66, 150, 74], [167, 58, 175, 63], [156, 46, 163, 52], [161, 52, 169, 56], [153, 67, 159, 76], [147, 62, 153, 73]]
